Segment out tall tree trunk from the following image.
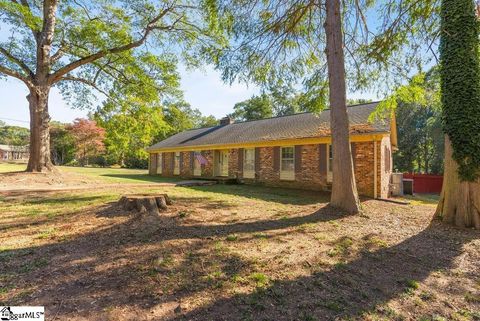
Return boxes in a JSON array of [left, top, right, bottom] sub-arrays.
[[435, 136, 480, 229], [26, 86, 54, 172], [324, 0, 361, 214]]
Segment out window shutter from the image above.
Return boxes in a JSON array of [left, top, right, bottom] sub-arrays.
[[179, 152, 184, 172], [319, 144, 327, 175], [294, 145, 302, 173], [190, 151, 194, 170], [238, 148, 244, 173], [255, 147, 261, 172], [351, 143, 356, 168], [273, 146, 280, 171], [171, 152, 175, 170]]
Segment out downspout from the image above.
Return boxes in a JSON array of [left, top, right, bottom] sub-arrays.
[[373, 138, 377, 199]]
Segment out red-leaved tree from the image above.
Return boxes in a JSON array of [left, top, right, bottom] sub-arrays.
[[69, 119, 105, 166]]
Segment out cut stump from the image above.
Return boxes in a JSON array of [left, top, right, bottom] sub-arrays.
[[119, 194, 172, 215]]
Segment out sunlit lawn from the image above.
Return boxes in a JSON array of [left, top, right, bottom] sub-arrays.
[[0, 162, 180, 184]]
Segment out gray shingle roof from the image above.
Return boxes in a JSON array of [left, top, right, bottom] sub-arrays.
[[148, 102, 388, 151]]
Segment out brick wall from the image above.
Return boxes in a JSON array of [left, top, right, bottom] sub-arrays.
[[201, 150, 214, 177], [180, 151, 193, 177], [228, 149, 240, 178], [354, 142, 375, 197], [151, 138, 392, 198], [162, 152, 174, 176]]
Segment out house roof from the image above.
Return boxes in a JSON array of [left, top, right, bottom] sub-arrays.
[[148, 102, 391, 151], [0, 144, 28, 152]]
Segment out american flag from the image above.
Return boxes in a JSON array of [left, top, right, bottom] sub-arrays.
[[194, 152, 208, 165]]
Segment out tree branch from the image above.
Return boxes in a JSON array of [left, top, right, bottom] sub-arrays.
[[0, 46, 34, 77], [0, 64, 32, 85], [59, 75, 112, 99], [49, 6, 174, 84]]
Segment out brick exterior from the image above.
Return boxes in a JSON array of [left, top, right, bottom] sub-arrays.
[[150, 138, 393, 198], [201, 150, 214, 177]]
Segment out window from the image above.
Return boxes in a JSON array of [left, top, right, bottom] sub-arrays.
[[280, 146, 295, 180], [174, 152, 180, 175], [157, 153, 162, 174], [243, 148, 255, 178], [193, 151, 202, 176], [327, 144, 333, 182]]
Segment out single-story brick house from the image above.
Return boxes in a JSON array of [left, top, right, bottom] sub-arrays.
[[147, 102, 397, 198]]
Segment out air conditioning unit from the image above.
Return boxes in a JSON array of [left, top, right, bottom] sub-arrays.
[[403, 178, 414, 195], [391, 173, 404, 196]]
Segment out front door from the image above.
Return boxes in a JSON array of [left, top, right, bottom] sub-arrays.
[[215, 150, 229, 176]]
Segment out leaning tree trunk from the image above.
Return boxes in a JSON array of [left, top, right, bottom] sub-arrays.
[[435, 136, 480, 229], [324, 0, 361, 214], [26, 86, 54, 172]]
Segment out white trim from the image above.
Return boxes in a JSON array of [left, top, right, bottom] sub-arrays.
[[193, 151, 201, 176], [280, 146, 295, 181], [174, 151, 180, 175], [243, 148, 255, 178], [156, 153, 162, 174], [327, 144, 333, 183]]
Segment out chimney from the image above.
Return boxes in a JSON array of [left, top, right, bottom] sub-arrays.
[[219, 116, 234, 126]]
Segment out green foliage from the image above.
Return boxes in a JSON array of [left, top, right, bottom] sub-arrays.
[[0, 125, 29, 146], [383, 69, 444, 174], [439, 0, 480, 181], [95, 94, 216, 168], [230, 94, 273, 121], [94, 99, 169, 169], [0, 0, 227, 119], [163, 101, 217, 132], [50, 122, 75, 166], [230, 83, 328, 122]]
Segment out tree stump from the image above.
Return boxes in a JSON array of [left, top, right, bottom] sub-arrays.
[[119, 194, 172, 215]]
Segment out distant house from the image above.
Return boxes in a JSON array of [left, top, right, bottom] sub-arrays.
[[0, 144, 29, 161], [147, 102, 397, 198]]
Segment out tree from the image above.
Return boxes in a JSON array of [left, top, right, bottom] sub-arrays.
[[323, 0, 360, 213], [0, 0, 224, 172], [163, 101, 216, 134], [382, 70, 444, 174], [95, 100, 169, 168], [95, 95, 217, 168], [69, 118, 105, 166], [216, 0, 366, 213], [436, 0, 480, 229], [0, 125, 30, 146], [50, 121, 75, 165], [229, 94, 273, 121]]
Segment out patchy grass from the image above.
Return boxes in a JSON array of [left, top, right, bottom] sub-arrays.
[[400, 194, 440, 206], [0, 174, 478, 320], [0, 162, 26, 173]]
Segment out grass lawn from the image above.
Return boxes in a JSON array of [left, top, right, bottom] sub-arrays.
[[0, 170, 478, 321], [0, 162, 180, 185]]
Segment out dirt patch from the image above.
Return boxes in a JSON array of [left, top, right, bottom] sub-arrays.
[[0, 169, 103, 189], [0, 186, 478, 321]]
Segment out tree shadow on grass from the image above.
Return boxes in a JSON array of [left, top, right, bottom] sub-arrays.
[[183, 184, 331, 205], [0, 202, 477, 320], [165, 221, 478, 321]]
